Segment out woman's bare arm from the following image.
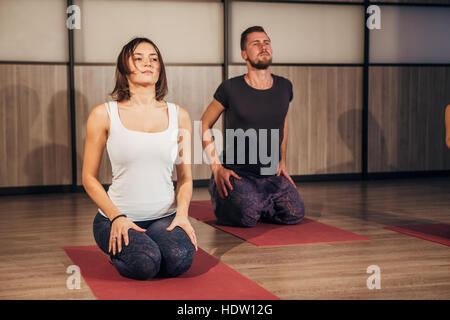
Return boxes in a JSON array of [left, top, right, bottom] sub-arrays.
[[174, 106, 193, 217], [166, 106, 197, 249], [82, 104, 122, 220]]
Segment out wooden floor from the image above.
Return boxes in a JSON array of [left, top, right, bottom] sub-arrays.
[[0, 177, 449, 300]]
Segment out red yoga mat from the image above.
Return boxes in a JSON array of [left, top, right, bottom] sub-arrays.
[[189, 201, 370, 246], [64, 246, 279, 300], [384, 223, 450, 246]]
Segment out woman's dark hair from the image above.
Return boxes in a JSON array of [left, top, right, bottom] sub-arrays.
[[240, 26, 268, 51], [111, 37, 168, 102]]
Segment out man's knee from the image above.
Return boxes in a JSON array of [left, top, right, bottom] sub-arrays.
[[287, 204, 305, 225], [289, 198, 306, 224], [273, 192, 306, 225], [214, 200, 260, 227], [209, 174, 261, 227], [235, 208, 259, 227]]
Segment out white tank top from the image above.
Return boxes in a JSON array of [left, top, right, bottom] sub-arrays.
[[98, 101, 179, 221]]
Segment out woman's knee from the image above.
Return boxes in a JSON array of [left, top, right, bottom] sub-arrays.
[[112, 230, 162, 280], [112, 250, 161, 280], [165, 246, 194, 277], [160, 238, 195, 277], [92, 213, 112, 254]]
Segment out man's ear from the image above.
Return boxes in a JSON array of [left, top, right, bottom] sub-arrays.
[[241, 50, 247, 61]]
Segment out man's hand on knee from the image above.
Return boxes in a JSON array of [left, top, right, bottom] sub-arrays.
[[212, 165, 241, 199], [276, 161, 296, 187]]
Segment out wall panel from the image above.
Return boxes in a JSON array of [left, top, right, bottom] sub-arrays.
[[0, 0, 68, 62], [368, 66, 450, 172], [0, 64, 71, 187], [371, 0, 450, 4], [74, 65, 115, 186], [370, 6, 450, 63], [73, 0, 223, 64]]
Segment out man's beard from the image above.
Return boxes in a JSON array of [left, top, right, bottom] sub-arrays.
[[248, 55, 272, 70]]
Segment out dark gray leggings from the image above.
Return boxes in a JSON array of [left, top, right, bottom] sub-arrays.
[[209, 173, 305, 227], [93, 212, 194, 280]]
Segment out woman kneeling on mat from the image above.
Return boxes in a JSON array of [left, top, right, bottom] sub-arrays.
[[82, 37, 197, 280]]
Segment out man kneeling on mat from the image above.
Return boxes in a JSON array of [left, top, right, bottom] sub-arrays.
[[201, 26, 305, 227]]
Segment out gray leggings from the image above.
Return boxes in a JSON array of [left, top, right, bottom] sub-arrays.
[[93, 212, 194, 280]]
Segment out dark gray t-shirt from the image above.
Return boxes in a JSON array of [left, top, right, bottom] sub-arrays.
[[213, 74, 293, 176]]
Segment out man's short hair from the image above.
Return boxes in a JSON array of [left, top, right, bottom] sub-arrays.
[[240, 26, 268, 51]]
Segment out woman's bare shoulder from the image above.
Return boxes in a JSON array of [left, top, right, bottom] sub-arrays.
[[87, 103, 110, 130], [176, 105, 192, 128], [89, 103, 109, 120], [177, 105, 190, 118]]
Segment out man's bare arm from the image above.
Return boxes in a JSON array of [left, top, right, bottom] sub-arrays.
[[200, 99, 225, 172], [200, 98, 241, 198]]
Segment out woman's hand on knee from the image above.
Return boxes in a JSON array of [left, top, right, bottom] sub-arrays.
[[166, 215, 198, 251], [109, 216, 146, 255]]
